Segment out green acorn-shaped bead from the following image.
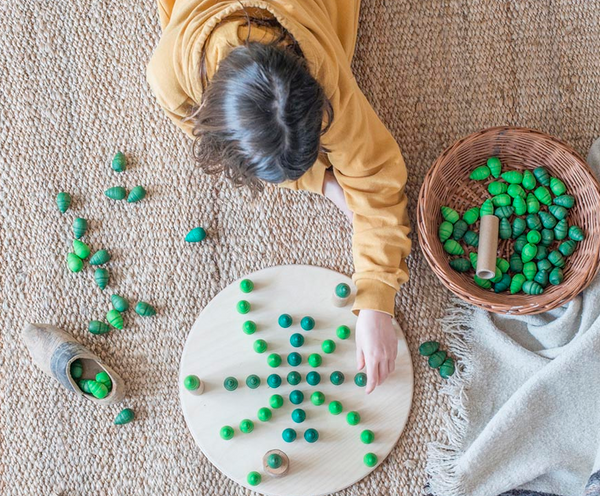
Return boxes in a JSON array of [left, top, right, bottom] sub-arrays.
[[550, 177, 567, 196], [418, 341, 440, 356], [548, 205, 568, 221], [185, 227, 206, 243], [94, 268, 109, 290], [70, 360, 83, 379], [549, 267, 564, 285], [510, 252, 524, 273], [526, 214, 542, 231], [96, 371, 112, 389], [494, 273, 511, 293], [538, 259, 553, 272], [522, 170, 537, 190], [441, 206, 459, 224], [512, 217, 526, 238], [488, 181, 508, 196], [496, 257, 510, 273], [451, 220, 468, 240], [114, 408, 135, 425], [487, 157, 502, 178], [514, 234, 528, 253], [111, 151, 127, 172], [499, 218, 512, 240], [89, 381, 109, 399], [495, 206, 514, 219], [534, 270, 549, 287], [106, 309, 123, 330], [127, 185, 146, 203], [78, 379, 94, 394], [490, 266, 503, 283], [463, 207, 480, 225], [105, 186, 127, 201], [469, 252, 478, 269], [443, 239, 464, 255], [449, 258, 471, 273], [541, 228, 555, 247], [554, 195, 575, 208], [526, 230, 541, 245], [507, 184, 525, 199], [72, 239, 91, 260], [469, 165, 491, 180], [534, 186, 552, 206], [535, 245, 548, 261], [492, 194, 511, 207], [439, 221, 453, 243], [480, 199, 494, 217], [569, 226, 585, 241], [439, 358, 456, 379], [89, 320, 111, 335], [90, 249, 111, 265], [56, 192, 72, 213], [539, 211, 557, 229], [463, 230, 479, 247], [111, 294, 129, 312], [513, 196, 527, 215], [474, 275, 491, 289], [501, 170, 523, 184], [526, 193, 540, 214], [67, 253, 83, 273], [428, 350, 447, 368], [523, 262, 537, 281], [72, 217, 88, 239], [558, 240, 577, 257], [135, 301, 156, 317], [522, 280, 543, 295], [548, 250, 566, 268], [510, 274, 526, 294], [521, 243, 538, 263], [533, 167, 550, 186], [554, 219, 568, 240]]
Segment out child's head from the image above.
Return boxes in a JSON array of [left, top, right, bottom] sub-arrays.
[[191, 42, 332, 191]]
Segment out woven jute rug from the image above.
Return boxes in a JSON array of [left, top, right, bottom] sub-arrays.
[[1, 1, 599, 495]]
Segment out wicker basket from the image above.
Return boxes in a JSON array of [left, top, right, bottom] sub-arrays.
[[417, 126, 600, 314]]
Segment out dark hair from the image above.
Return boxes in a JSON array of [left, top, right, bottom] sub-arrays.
[[190, 18, 333, 191]]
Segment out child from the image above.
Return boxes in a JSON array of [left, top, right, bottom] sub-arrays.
[[147, 0, 411, 393]]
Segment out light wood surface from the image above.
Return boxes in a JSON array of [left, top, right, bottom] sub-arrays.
[[179, 265, 414, 496]]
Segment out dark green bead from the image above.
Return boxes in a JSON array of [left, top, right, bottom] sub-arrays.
[[267, 454, 282, 469], [291, 408, 306, 423], [568, 226, 585, 241], [554, 195, 575, 208], [127, 185, 146, 203], [541, 228, 555, 247], [510, 253, 524, 273], [537, 259, 553, 272], [512, 218, 527, 238], [533, 167, 550, 186], [494, 273, 511, 293], [287, 352, 302, 366], [549, 267, 564, 285], [354, 372, 367, 387], [428, 350, 447, 368], [535, 245, 548, 261], [499, 218, 512, 240], [307, 371, 321, 386], [526, 214, 542, 231], [246, 374, 261, 389], [300, 316, 315, 330], [522, 280, 544, 295], [289, 390, 304, 405], [330, 371, 345, 385], [450, 258, 471, 272], [554, 219, 568, 240], [335, 283, 351, 298], [549, 205, 568, 220], [439, 358, 455, 378], [558, 240, 577, 257], [282, 428, 297, 443], [185, 227, 206, 243], [304, 428, 319, 443], [290, 333, 304, 348], [452, 220, 468, 240], [418, 341, 439, 356], [267, 374, 282, 388], [495, 206, 514, 219], [539, 211, 557, 229], [287, 371, 301, 386], [223, 377, 238, 391], [463, 230, 479, 248], [514, 234, 528, 253], [278, 314, 292, 328], [114, 408, 135, 425], [548, 250, 566, 268], [534, 270, 549, 287]]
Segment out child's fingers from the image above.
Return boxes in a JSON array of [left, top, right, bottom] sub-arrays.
[[356, 345, 365, 371], [378, 360, 390, 385], [365, 358, 379, 394], [388, 359, 396, 375]]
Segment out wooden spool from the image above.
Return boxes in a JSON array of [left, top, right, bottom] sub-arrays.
[[263, 449, 290, 477]]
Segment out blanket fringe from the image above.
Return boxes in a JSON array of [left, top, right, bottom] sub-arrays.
[[425, 298, 476, 496]]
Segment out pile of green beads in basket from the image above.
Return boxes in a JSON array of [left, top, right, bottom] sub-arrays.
[[439, 157, 586, 295]]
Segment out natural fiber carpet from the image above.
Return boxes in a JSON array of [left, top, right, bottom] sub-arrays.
[[1, 1, 599, 495]]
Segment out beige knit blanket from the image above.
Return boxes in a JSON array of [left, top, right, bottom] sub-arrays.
[[1, 1, 600, 495]]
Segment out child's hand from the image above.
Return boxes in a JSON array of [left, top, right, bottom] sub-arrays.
[[355, 309, 398, 394]]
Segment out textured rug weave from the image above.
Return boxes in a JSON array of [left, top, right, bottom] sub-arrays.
[[1, 1, 600, 495]]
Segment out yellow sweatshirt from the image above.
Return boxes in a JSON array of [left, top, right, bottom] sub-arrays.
[[147, 0, 411, 315]]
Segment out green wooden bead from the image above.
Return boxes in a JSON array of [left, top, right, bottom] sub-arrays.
[[360, 429, 375, 444], [72, 217, 88, 239], [96, 371, 112, 389], [278, 313, 292, 328], [223, 377, 238, 391], [428, 350, 447, 368], [364, 453, 378, 468], [247, 471, 261, 486], [267, 353, 282, 368], [89, 381, 109, 399], [287, 371, 301, 385], [494, 273, 511, 293], [541, 228, 555, 247], [220, 426, 234, 440], [534, 270, 549, 287], [534, 186, 552, 206], [569, 226, 585, 241], [522, 280, 543, 295], [488, 181, 508, 196], [513, 196, 527, 215], [307, 371, 321, 385], [523, 262, 537, 281], [463, 230, 479, 248], [311, 391, 325, 406], [184, 375, 201, 391], [267, 453, 283, 468], [73, 240, 91, 260], [495, 206, 514, 219], [507, 184, 526, 199], [289, 390, 304, 405], [242, 320, 256, 335], [321, 339, 336, 354], [308, 353, 322, 367], [70, 360, 83, 379], [90, 250, 111, 266], [185, 227, 206, 243], [67, 253, 83, 273], [490, 267, 503, 283], [470, 165, 491, 180], [292, 408, 306, 423], [441, 206, 459, 223], [510, 253, 524, 273], [237, 300, 251, 314], [290, 333, 304, 348], [354, 372, 367, 387], [93, 268, 109, 290], [496, 258, 509, 273], [240, 419, 254, 433], [469, 252, 478, 269], [510, 274, 526, 294], [253, 339, 267, 354], [451, 220, 468, 240], [535, 245, 549, 261], [111, 151, 127, 172], [336, 325, 351, 340], [522, 170, 537, 190], [239, 278, 254, 293], [419, 341, 440, 356], [135, 301, 156, 317], [502, 170, 523, 184], [449, 258, 471, 272], [347, 411, 361, 425], [105, 186, 126, 201], [111, 294, 129, 312], [301, 316, 315, 330], [554, 195, 575, 208], [480, 199, 494, 217], [533, 167, 550, 186], [487, 157, 502, 177], [330, 371, 345, 385], [521, 243, 538, 263], [114, 408, 135, 425], [78, 379, 93, 394], [282, 428, 297, 442], [436, 220, 453, 244], [554, 219, 568, 240], [439, 357, 456, 378], [267, 374, 282, 388], [89, 320, 111, 335], [526, 230, 541, 244], [514, 234, 528, 253], [56, 192, 72, 213], [526, 193, 540, 214], [287, 352, 302, 367], [512, 218, 526, 238], [558, 240, 577, 257], [443, 239, 464, 256], [474, 275, 491, 289], [548, 250, 566, 268], [538, 259, 553, 272], [335, 283, 351, 298], [270, 394, 284, 409], [526, 214, 542, 231], [258, 407, 272, 422], [127, 185, 146, 203], [549, 205, 568, 221], [492, 194, 511, 207], [499, 218, 512, 240], [549, 267, 564, 285], [550, 177, 567, 196], [328, 401, 343, 415], [106, 309, 123, 330], [539, 211, 557, 229], [463, 207, 480, 225]]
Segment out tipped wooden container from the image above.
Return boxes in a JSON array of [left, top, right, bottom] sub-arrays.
[[417, 126, 600, 315]]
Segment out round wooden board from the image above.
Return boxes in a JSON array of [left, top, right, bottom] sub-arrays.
[[179, 265, 414, 496]]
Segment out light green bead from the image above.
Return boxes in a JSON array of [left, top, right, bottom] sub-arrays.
[[247, 471, 261, 486], [237, 300, 251, 314], [534, 186, 552, 205], [96, 371, 112, 389], [240, 279, 254, 293], [311, 391, 325, 406], [364, 453, 378, 468], [253, 339, 267, 354], [127, 185, 146, 203], [347, 411, 361, 425], [242, 320, 256, 335], [507, 184, 526, 199], [469, 165, 491, 180], [550, 177, 567, 196], [488, 181, 507, 196], [463, 207, 480, 225], [490, 266, 503, 283], [469, 252, 478, 269], [321, 339, 336, 354], [492, 194, 511, 207], [522, 170, 536, 190], [184, 375, 201, 391], [67, 253, 83, 273], [526, 230, 541, 245], [308, 353, 322, 367], [267, 353, 282, 368], [510, 274, 526, 294], [526, 193, 540, 214], [336, 325, 351, 340], [106, 309, 123, 329], [513, 195, 527, 215], [441, 206, 459, 223], [480, 199, 494, 217], [501, 170, 523, 184], [443, 239, 464, 256], [220, 426, 234, 440], [185, 227, 206, 242], [474, 275, 491, 289], [269, 394, 284, 409], [328, 401, 343, 415], [496, 258, 510, 273], [89, 381, 109, 399], [487, 157, 502, 177], [73, 240, 91, 260], [240, 419, 254, 433], [257, 407, 272, 422], [523, 262, 537, 281], [360, 429, 375, 444]]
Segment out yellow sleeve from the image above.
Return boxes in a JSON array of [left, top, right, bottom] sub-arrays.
[[326, 84, 411, 316], [279, 155, 329, 194]]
